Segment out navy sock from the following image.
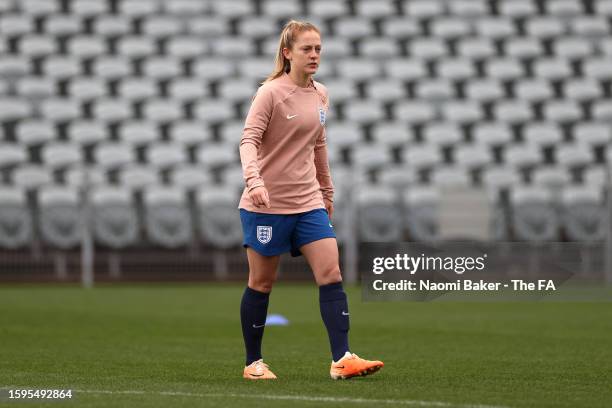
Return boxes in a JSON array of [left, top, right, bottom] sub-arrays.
[[319, 282, 350, 362], [240, 286, 270, 366]]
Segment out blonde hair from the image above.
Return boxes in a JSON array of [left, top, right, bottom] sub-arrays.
[[263, 20, 321, 84]]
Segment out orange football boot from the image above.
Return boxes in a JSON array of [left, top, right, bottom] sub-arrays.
[[243, 359, 277, 380], [330, 352, 384, 380]]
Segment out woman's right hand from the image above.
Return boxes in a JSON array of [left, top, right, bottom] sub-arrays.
[[249, 186, 271, 208]]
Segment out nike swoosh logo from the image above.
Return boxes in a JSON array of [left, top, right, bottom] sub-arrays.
[[249, 373, 264, 377], [342, 311, 349, 316], [286, 114, 298, 119], [252, 324, 265, 328], [335, 365, 345, 369]]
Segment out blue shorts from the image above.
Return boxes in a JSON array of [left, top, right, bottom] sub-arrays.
[[239, 208, 336, 257]]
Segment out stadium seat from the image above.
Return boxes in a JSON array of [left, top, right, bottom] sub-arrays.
[[504, 144, 541, 168], [42, 56, 81, 79], [41, 143, 83, 168], [493, 100, 533, 124], [574, 123, 612, 147], [533, 58, 573, 80], [210, 0, 254, 17], [475, 17, 516, 39], [360, 38, 400, 59], [430, 166, 471, 187], [482, 165, 521, 190], [385, 58, 427, 80], [92, 98, 132, 123], [144, 185, 192, 248], [67, 120, 106, 146], [436, 58, 476, 80], [583, 58, 612, 80], [39, 96, 80, 123], [326, 122, 362, 148], [371, 122, 412, 147], [430, 18, 472, 39], [16, 120, 55, 146], [423, 122, 462, 146], [146, 143, 188, 169], [532, 165, 571, 188], [355, 0, 396, 17], [523, 122, 563, 146], [356, 184, 402, 242], [543, 100, 582, 123], [448, 0, 488, 17], [546, 0, 584, 17], [0, 98, 31, 121], [365, 78, 406, 102], [394, 101, 436, 124], [218, 78, 258, 102], [352, 144, 392, 170], [344, 100, 385, 124], [403, 186, 439, 242], [0, 143, 27, 168], [169, 164, 212, 191], [378, 165, 417, 188], [64, 166, 107, 187], [237, 17, 277, 39], [71, 0, 108, 16], [570, 16, 609, 37], [556, 143, 593, 168], [0, 14, 34, 36], [11, 164, 53, 190], [403, 0, 444, 19], [118, 78, 158, 100], [91, 185, 139, 249], [18, 35, 57, 57], [381, 17, 421, 38], [473, 123, 513, 146], [117, 36, 156, 58], [95, 143, 136, 169], [308, 0, 349, 18], [119, 121, 159, 146], [142, 99, 183, 123], [563, 78, 602, 101], [170, 121, 211, 146], [261, 0, 302, 18], [236, 58, 273, 81], [525, 17, 566, 38], [499, 0, 537, 17], [67, 35, 106, 58], [68, 77, 107, 100], [193, 100, 234, 123], [336, 59, 380, 81], [402, 144, 442, 169], [0, 185, 32, 249], [187, 16, 229, 36], [38, 185, 82, 249], [457, 37, 496, 60], [553, 37, 594, 60], [510, 186, 559, 242], [196, 142, 238, 168], [20, 0, 60, 15], [441, 100, 482, 124], [561, 185, 606, 241], [409, 38, 448, 60], [141, 16, 182, 38], [166, 36, 208, 58], [168, 78, 209, 101], [196, 185, 242, 249], [92, 56, 132, 80], [209, 36, 253, 58], [454, 143, 492, 169], [416, 79, 455, 101], [119, 0, 160, 16], [16, 76, 55, 99], [486, 58, 524, 81], [142, 57, 182, 80], [323, 78, 357, 102], [163, 0, 209, 15], [583, 166, 609, 187], [505, 37, 543, 60], [117, 164, 159, 190], [465, 79, 505, 102], [92, 15, 130, 36], [592, 100, 612, 122]]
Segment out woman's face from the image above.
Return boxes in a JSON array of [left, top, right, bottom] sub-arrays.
[[284, 30, 321, 76]]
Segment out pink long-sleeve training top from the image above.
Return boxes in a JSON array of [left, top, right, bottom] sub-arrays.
[[238, 72, 334, 214]]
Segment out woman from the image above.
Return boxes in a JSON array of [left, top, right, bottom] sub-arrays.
[[238, 20, 383, 380]]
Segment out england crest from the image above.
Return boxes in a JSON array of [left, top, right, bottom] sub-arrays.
[[256, 226, 272, 244], [318, 107, 326, 126]]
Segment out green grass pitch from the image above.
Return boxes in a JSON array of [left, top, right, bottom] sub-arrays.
[[1, 284, 611, 407]]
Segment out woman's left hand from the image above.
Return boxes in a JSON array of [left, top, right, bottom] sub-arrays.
[[324, 198, 334, 219]]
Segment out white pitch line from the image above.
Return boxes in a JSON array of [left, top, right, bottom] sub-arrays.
[[2, 386, 509, 408]]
